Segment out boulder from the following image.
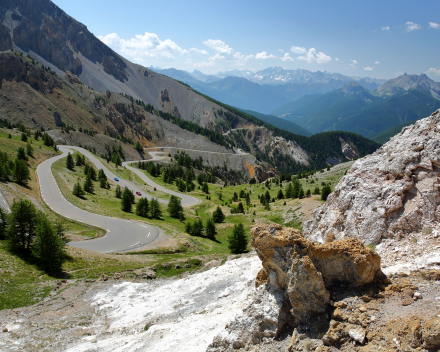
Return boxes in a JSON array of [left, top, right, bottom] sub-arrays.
[[304, 110, 440, 246], [251, 224, 382, 325]]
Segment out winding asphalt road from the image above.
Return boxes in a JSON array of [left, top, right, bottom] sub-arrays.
[[0, 189, 10, 213], [37, 145, 245, 253], [37, 146, 161, 253], [122, 152, 201, 207]]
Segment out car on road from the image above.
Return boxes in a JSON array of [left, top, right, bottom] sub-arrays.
[[114, 177, 119, 181], [136, 191, 141, 196]]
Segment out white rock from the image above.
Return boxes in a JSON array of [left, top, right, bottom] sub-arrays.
[[349, 327, 366, 344]]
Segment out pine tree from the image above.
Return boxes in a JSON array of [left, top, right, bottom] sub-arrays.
[[228, 223, 248, 254], [121, 192, 132, 212], [167, 195, 183, 218], [136, 198, 150, 217], [285, 182, 294, 198], [115, 185, 122, 198], [150, 198, 162, 219], [298, 187, 305, 199], [237, 202, 244, 213], [17, 147, 28, 161], [21, 132, 27, 142], [7, 199, 38, 253], [212, 206, 225, 223], [72, 182, 84, 197], [202, 182, 209, 194], [98, 169, 106, 182], [75, 153, 84, 166], [83, 174, 94, 193], [277, 189, 284, 199], [26, 143, 33, 157], [14, 159, 30, 183], [205, 218, 217, 240], [321, 185, 332, 201], [33, 215, 66, 271], [306, 189, 311, 197], [245, 193, 251, 206], [66, 152, 74, 170], [135, 141, 142, 151]]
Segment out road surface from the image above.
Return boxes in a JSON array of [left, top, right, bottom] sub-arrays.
[[0, 189, 10, 213], [122, 151, 201, 207], [37, 147, 161, 253]]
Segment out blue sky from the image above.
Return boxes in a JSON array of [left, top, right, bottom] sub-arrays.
[[52, 0, 440, 80]]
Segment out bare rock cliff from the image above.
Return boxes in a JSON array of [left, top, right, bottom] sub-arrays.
[[304, 109, 440, 246]]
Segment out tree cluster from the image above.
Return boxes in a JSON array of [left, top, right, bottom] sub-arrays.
[[0, 199, 67, 271]]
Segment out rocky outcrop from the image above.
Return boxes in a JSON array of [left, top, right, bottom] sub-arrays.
[[0, 51, 62, 92], [251, 224, 382, 325], [304, 110, 440, 245], [65, 70, 82, 85]]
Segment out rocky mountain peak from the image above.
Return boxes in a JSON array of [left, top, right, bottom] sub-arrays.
[[374, 73, 440, 99]]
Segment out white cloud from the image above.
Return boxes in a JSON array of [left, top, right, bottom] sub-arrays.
[[280, 53, 294, 62], [381, 26, 390, 31], [348, 60, 357, 69], [193, 61, 216, 68], [291, 46, 307, 54], [232, 52, 254, 66], [429, 22, 440, 29], [364, 67, 373, 71], [297, 48, 331, 64], [98, 32, 188, 60], [279, 49, 284, 53], [335, 58, 340, 61], [190, 48, 208, 55], [375, 61, 380, 64], [202, 39, 233, 54], [209, 52, 226, 61], [255, 51, 277, 60], [426, 67, 440, 76], [405, 22, 421, 32]]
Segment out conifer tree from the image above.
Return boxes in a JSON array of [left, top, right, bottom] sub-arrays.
[[66, 152, 74, 170], [150, 198, 162, 219], [205, 218, 217, 240], [228, 223, 248, 254], [83, 174, 94, 193], [167, 195, 183, 218], [212, 206, 225, 223], [72, 182, 84, 197]]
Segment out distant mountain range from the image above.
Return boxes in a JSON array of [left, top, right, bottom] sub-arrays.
[[155, 66, 385, 87], [152, 67, 385, 114], [272, 74, 440, 139]]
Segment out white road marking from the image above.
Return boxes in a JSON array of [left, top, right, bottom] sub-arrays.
[[128, 242, 141, 248]]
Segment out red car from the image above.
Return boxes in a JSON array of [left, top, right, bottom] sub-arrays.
[[136, 191, 141, 196]]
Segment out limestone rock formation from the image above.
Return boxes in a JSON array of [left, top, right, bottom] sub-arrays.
[[304, 109, 440, 246], [251, 224, 382, 325]]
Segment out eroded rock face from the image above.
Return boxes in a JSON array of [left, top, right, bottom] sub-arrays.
[[251, 224, 382, 325], [0, 51, 62, 92], [304, 110, 440, 245]]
